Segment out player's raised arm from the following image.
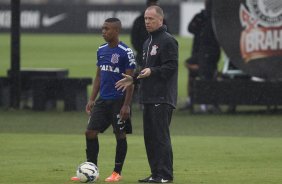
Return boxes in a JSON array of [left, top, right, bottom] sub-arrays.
[[119, 69, 134, 121]]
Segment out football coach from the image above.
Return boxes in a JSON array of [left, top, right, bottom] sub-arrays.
[[116, 5, 178, 183]]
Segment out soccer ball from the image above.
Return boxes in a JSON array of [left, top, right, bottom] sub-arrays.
[[76, 162, 99, 183]]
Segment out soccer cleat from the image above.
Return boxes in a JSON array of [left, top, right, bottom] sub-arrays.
[[148, 177, 173, 183], [138, 175, 153, 183], [70, 176, 80, 181], [105, 171, 122, 182]]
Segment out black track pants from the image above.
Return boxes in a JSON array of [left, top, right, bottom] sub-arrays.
[[143, 103, 173, 180]]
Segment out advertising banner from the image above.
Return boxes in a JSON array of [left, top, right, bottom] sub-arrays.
[[0, 4, 179, 34], [213, 0, 282, 79]]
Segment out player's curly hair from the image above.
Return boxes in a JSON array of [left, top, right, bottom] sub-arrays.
[[105, 17, 120, 23], [105, 17, 122, 30]]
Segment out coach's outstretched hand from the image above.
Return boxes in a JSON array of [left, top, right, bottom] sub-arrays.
[[115, 73, 134, 92]]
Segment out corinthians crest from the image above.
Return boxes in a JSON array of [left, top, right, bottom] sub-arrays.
[[246, 0, 282, 27], [111, 53, 120, 64], [150, 45, 158, 56], [239, 0, 282, 62]]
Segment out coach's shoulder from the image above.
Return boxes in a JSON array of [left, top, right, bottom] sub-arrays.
[[163, 33, 178, 45]]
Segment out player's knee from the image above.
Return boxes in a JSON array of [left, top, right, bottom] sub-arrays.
[[85, 130, 98, 139]]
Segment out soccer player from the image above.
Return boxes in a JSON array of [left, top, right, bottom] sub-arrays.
[[116, 6, 178, 183], [72, 17, 136, 182]]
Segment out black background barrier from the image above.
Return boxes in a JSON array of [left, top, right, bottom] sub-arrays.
[[0, 4, 180, 34], [191, 79, 282, 106]]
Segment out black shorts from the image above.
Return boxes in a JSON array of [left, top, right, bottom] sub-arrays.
[[87, 98, 132, 134]]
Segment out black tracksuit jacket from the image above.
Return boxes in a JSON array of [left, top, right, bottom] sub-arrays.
[[138, 25, 178, 108]]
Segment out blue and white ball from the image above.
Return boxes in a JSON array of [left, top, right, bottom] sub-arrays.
[[76, 162, 99, 183]]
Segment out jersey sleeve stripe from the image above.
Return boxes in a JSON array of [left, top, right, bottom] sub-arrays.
[[118, 44, 127, 51], [99, 44, 108, 49]]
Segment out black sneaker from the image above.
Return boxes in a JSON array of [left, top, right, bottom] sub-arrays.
[[148, 177, 173, 183], [138, 175, 153, 183]]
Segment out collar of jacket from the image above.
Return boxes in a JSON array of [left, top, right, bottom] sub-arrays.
[[149, 25, 167, 36]]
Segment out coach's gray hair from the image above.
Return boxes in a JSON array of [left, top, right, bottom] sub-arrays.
[[147, 5, 164, 18]]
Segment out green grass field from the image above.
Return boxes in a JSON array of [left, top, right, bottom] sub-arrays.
[[1, 110, 282, 184], [1, 34, 282, 184]]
